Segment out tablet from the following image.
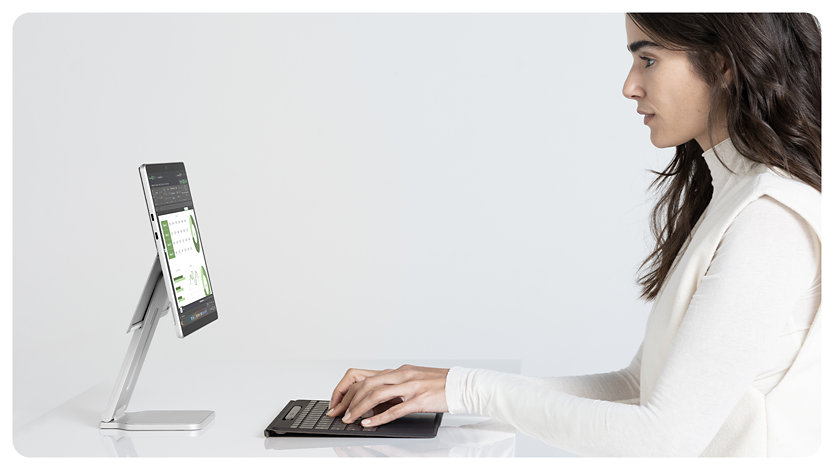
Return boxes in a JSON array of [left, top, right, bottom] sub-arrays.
[[139, 162, 218, 337]]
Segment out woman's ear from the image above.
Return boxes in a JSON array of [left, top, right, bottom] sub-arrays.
[[718, 52, 733, 87]]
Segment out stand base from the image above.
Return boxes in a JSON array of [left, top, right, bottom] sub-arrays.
[[100, 410, 215, 431]]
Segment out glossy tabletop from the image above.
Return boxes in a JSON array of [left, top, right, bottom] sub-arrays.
[[13, 359, 575, 457]]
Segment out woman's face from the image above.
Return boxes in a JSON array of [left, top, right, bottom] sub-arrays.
[[622, 16, 725, 150]]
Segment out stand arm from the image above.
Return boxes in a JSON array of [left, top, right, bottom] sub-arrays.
[[100, 255, 213, 430], [101, 257, 168, 423]]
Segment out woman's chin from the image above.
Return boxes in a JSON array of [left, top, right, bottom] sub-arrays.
[[649, 131, 685, 149], [648, 134, 667, 149]]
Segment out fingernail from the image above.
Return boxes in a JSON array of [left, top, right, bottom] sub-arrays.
[[326, 408, 333, 416], [361, 419, 371, 426], [343, 410, 351, 422]]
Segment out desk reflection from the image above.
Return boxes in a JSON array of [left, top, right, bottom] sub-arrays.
[[97, 417, 514, 457], [99, 427, 210, 457], [263, 419, 516, 457]]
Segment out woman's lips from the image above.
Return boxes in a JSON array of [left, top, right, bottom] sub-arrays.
[[644, 114, 655, 125]]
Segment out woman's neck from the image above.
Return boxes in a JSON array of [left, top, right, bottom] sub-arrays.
[[695, 123, 730, 151]]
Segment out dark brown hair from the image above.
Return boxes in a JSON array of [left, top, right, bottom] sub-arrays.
[[628, 13, 821, 301]]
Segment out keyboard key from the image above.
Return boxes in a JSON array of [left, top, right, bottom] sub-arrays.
[[296, 402, 314, 422], [315, 416, 334, 430]]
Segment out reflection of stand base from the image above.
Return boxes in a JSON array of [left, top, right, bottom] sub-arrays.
[[101, 410, 215, 431]]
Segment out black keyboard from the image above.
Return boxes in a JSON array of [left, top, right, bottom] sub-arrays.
[[289, 400, 377, 432], [265, 399, 443, 438]]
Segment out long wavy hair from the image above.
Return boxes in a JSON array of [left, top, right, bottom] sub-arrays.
[[629, 13, 821, 302]]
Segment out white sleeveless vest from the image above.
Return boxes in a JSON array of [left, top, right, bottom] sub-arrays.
[[639, 139, 821, 456]]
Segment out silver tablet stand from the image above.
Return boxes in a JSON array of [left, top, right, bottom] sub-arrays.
[[100, 255, 214, 430]]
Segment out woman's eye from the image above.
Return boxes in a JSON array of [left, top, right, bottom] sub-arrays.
[[640, 56, 656, 68]]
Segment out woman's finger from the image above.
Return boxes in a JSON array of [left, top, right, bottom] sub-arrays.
[[359, 399, 418, 428], [328, 368, 377, 412], [372, 397, 405, 415], [329, 380, 362, 417], [344, 381, 414, 424]]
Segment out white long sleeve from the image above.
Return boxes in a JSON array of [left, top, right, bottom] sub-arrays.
[[519, 343, 643, 404], [444, 195, 820, 456]]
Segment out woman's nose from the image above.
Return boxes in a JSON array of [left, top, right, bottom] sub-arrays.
[[622, 68, 644, 100]]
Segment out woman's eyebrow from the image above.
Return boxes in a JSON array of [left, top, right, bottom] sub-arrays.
[[628, 40, 662, 53]]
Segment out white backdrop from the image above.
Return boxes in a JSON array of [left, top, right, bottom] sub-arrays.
[[13, 13, 673, 428]]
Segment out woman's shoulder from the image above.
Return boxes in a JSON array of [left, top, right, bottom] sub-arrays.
[[736, 164, 821, 236], [725, 194, 819, 269], [755, 164, 820, 200], [733, 195, 811, 235]]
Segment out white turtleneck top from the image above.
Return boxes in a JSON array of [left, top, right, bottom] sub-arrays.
[[444, 138, 821, 456]]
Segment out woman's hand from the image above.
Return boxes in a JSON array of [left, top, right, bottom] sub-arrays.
[[325, 364, 450, 427]]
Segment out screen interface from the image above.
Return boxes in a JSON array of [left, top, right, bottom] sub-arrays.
[[144, 163, 218, 336]]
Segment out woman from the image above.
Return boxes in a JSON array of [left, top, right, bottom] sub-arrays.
[[324, 13, 822, 457]]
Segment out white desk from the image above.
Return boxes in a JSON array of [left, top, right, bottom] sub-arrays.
[[13, 359, 575, 457]]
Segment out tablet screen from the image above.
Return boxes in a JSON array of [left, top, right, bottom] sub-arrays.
[[144, 163, 218, 336]]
